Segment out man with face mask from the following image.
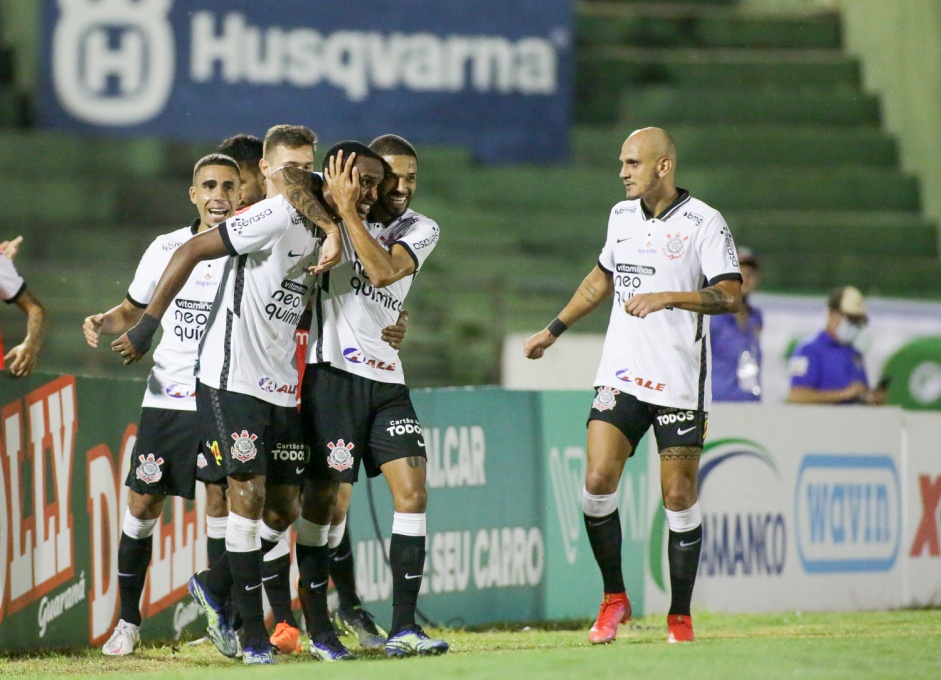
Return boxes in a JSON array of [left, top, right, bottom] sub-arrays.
[[787, 286, 886, 405]]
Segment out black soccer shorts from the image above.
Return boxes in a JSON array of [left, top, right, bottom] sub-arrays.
[[196, 381, 308, 486], [301, 364, 426, 483], [587, 386, 707, 454], [126, 407, 200, 499]]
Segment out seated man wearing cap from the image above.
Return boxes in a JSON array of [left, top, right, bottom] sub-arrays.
[[787, 286, 886, 405], [711, 247, 763, 401]]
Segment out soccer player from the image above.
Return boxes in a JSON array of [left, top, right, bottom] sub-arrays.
[[84, 153, 240, 655], [296, 138, 448, 659], [112, 124, 341, 664], [216, 132, 302, 654], [523, 127, 742, 644], [0, 246, 46, 377]]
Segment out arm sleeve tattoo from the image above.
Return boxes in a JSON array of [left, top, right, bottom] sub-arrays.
[[279, 167, 337, 231], [698, 286, 730, 313]]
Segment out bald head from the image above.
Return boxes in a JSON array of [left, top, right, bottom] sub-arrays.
[[619, 127, 678, 208]]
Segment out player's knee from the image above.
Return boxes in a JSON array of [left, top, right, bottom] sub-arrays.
[[585, 468, 618, 496], [394, 485, 427, 513], [662, 486, 697, 512]]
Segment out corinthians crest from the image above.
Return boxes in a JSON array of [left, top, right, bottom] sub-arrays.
[[326, 439, 355, 471], [136, 453, 165, 484], [593, 386, 619, 412], [662, 232, 689, 260], [230, 430, 258, 462]]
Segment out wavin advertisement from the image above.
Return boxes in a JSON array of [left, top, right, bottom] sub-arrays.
[[38, 0, 573, 163]]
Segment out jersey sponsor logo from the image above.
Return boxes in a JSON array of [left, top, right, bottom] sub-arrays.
[[196, 452, 208, 469], [229, 207, 274, 234], [655, 410, 696, 427], [616, 263, 655, 276], [326, 439, 355, 471], [637, 240, 657, 255], [51, 0, 175, 125], [135, 453, 165, 484], [208, 440, 223, 465], [272, 443, 307, 462], [412, 233, 439, 250], [173, 299, 211, 342], [683, 210, 704, 227], [162, 241, 184, 251], [343, 347, 397, 372], [349, 261, 405, 311], [616, 368, 666, 393], [662, 232, 689, 261], [265, 283, 307, 326], [385, 418, 422, 437], [614, 205, 636, 215], [592, 386, 619, 411], [257, 377, 297, 395], [281, 280, 308, 295], [287, 249, 303, 257], [722, 227, 738, 266], [165, 383, 195, 399], [230, 430, 258, 462], [190, 14, 560, 101]]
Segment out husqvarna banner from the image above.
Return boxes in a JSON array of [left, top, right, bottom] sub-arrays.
[[38, 0, 573, 163]]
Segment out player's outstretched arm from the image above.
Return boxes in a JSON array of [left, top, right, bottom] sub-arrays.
[[111, 229, 228, 365], [5, 288, 46, 377], [325, 150, 415, 287], [625, 278, 742, 319], [83, 300, 146, 348], [524, 265, 613, 359]]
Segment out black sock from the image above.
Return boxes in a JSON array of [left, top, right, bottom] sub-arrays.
[[207, 536, 226, 567], [584, 509, 625, 594], [295, 543, 333, 636], [389, 533, 425, 635], [263, 553, 298, 627], [229, 549, 267, 645], [668, 525, 703, 616], [330, 526, 361, 610], [118, 532, 153, 626], [202, 552, 234, 600]]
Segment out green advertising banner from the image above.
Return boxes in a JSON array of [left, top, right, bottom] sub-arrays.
[[345, 387, 546, 629], [537, 391, 651, 621], [0, 372, 208, 652]]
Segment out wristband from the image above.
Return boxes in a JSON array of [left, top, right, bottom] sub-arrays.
[[126, 313, 160, 355], [547, 317, 568, 338]]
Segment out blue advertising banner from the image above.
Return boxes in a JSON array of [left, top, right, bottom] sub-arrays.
[[38, 0, 573, 163]]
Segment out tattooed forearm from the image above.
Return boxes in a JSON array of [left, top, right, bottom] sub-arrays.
[[578, 278, 611, 308], [280, 167, 339, 234], [659, 445, 701, 461], [698, 286, 732, 314]]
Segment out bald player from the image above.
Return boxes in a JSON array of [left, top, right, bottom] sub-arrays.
[[523, 127, 742, 644]]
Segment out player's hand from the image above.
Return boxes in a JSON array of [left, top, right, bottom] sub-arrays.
[[310, 231, 341, 274], [0, 235, 22, 261], [4, 341, 38, 377], [324, 149, 362, 217], [625, 292, 670, 318], [83, 313, 105, 348], [111, 333, 145, 365], [382, 310, 409, 350], [523, 329, 557, 360]]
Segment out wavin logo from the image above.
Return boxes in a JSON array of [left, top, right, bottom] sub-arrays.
[[795, 454, 901, 573], [648, 438, 782, 593], [548, 446, 586, 564], [51, 0, 175, 125]]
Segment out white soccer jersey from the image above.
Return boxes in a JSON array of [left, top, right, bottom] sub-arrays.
[[308, 208, 439, 384], [0, 254, 25, 302], [197, 195, 321, 407], [128, 222, 223, 410], [594, 189, 741, 411]]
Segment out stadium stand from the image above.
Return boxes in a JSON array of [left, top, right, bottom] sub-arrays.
[[0, 0, 937, 386]]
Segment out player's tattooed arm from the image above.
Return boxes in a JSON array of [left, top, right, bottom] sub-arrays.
[[627, 278, 741, 318], [698, 285, 733, 313], [276, 167, 339, 235], [577, 268, 614, 309]]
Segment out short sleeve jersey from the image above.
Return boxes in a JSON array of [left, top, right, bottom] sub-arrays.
[[197, 195, 321, 407], [594, 189, 742, 411], [788, 330, 868, 402], [127, 222, 223, 410], [308, 208, 439, 384], [0, 254, 25, 302]]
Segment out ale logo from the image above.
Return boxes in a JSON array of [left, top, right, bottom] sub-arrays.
[[648, 438, 781, 592], [51, 0, 175, 125]]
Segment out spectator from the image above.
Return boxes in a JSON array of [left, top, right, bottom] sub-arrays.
[[787, 286, 885, 405], [711, 247, 762, 401]]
